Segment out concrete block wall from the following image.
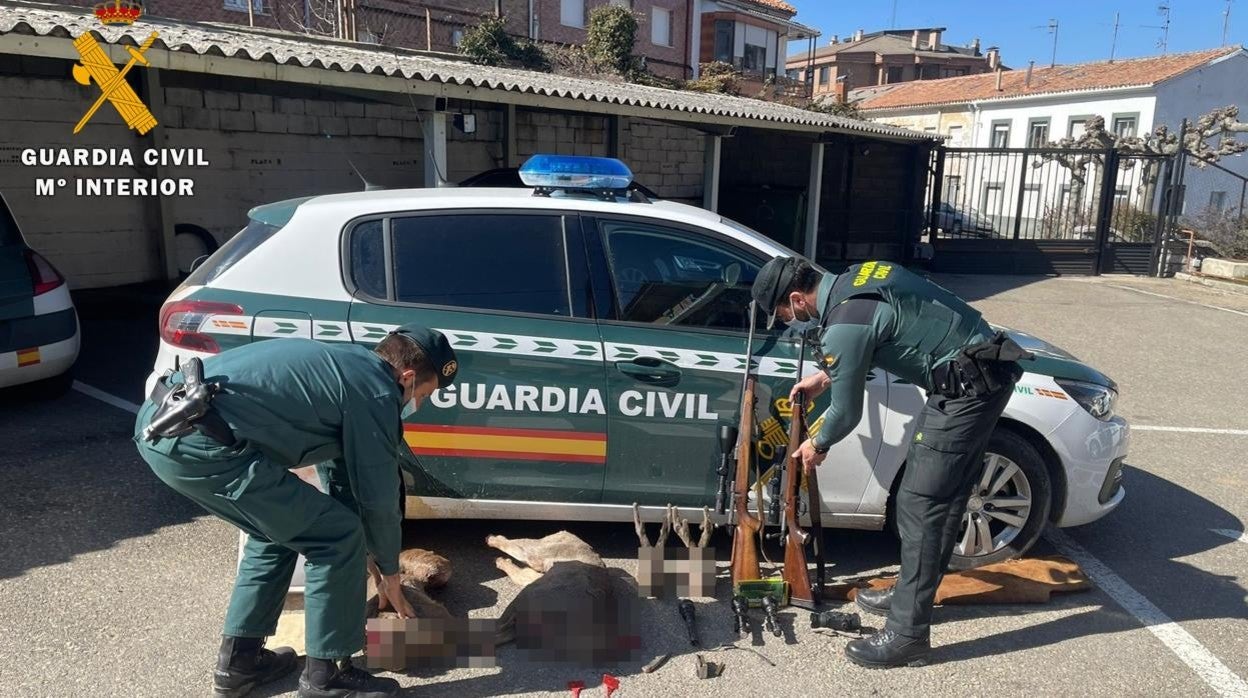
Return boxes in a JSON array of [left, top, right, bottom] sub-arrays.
[[158, 73, 427, 252], [0, 56, 156, 289], [620, 117, 703, 204], [445, 100, 505, 183], [515, 109, 610, 159]]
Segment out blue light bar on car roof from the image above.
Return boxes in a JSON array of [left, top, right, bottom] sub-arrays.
[[518, 154, 634, 191]]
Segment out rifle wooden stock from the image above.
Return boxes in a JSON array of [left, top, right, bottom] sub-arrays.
[[730, 375, 761, 587], [781, 391, 816, 606]]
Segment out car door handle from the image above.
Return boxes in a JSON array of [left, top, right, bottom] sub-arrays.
[[615, 357, 682, 386]]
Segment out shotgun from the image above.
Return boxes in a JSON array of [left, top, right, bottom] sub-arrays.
[[730, 301, 762, 588]]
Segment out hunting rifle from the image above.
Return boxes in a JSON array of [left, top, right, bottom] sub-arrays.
[[780, 331, 827, 610], [729, 301, 762, 589]]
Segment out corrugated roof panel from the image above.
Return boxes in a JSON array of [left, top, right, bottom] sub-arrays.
[[0, 2, 932, 141]]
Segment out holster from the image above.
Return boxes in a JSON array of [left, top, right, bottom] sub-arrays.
[[144, 358, 236, 446], [931, 332, 1033, 400]]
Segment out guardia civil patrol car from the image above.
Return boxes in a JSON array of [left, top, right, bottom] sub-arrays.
[[147, 155, 1127, 570]]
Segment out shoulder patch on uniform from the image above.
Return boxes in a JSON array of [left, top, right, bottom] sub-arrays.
[[826, 297, 881, 326]]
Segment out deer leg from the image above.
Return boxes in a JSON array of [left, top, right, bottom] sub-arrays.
[[485, 535, 541, 566], [495, 557, 544, 588]]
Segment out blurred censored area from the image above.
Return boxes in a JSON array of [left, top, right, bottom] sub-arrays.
[[637, 547, 717, 599], [365, 617, 497, 671], [512, 577, 643, 666]]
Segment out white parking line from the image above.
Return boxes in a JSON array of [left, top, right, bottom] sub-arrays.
[[72, 381, 140, 415], [1133, 426, 1248, 436], [1046, 528, 1248, 697], [1105, 283, 1248, 318], [1212, 529, 1248, 545]]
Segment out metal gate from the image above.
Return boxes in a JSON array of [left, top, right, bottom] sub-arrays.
[[925, 146, 1178, 275]]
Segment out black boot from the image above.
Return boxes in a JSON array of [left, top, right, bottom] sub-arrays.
[[213, 635, 298, 697], [845, 629, 931, 669], [854, 586, 894, 617], [298, 657, 400, 698]]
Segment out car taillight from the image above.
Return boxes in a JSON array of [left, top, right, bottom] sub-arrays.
[[159, 300, 244, 353], [24, 249, 65, 296]]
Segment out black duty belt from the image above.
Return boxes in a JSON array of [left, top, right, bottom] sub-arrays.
[[930, 331, 1033, 400]]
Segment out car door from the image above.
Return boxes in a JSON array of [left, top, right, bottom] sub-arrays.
[[585, 215, 888, 518], [344, 209, 608, 504]]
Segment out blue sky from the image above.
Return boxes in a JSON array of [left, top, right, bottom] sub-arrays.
[[785, 0, 1243, 66]]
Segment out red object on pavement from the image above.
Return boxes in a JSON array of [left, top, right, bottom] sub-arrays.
[[568, 680, 585, 697], [603, 674, 620, 697]]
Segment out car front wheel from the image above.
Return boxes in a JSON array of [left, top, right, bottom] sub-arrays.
[[947, 429, 1052, 570]]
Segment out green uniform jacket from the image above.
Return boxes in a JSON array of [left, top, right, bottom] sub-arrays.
[[188, 338, 407, 575], [809, 261, 994, 451]]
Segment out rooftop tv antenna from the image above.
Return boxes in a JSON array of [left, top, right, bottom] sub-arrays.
[[1142, 3, 1171, 54], [1224, 0, 1234, 46], [1110, 12, 1120, 62]]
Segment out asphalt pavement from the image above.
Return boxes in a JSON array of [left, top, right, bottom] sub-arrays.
[[1, 274, 1245, 697]]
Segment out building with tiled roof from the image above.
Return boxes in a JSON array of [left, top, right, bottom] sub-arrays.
[[786, 27, 1000, 102], [855, 46, 1248, 234]]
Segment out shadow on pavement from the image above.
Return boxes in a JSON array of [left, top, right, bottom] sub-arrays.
[[932, 463, 1246, 662], [925, 273, 1059, 303], [0, 390, 203, 580]]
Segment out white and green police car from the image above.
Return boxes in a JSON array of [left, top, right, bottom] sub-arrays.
[[147, 155, 1127, 570]]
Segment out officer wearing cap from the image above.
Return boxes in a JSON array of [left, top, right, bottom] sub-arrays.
[[751, 257, 1030, 668], [133, 325, 457, 698]]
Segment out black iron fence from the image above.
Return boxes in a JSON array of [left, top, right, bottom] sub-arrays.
[[926, 146, 1180, 276]]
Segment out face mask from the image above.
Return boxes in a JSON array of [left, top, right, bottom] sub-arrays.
[[399, 374, 418, 420], [785, 303, 818, 332]]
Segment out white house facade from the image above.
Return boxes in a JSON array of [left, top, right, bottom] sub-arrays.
[[855, 47, 1248, 240]]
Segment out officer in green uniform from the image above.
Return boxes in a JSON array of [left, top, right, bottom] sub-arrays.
[[751, 257, 1030, 668], [133, 326, 457, 698]]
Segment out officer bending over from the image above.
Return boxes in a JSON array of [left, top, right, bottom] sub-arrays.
[[751, 258, 1029, 668], [134, 326, 457, 698]]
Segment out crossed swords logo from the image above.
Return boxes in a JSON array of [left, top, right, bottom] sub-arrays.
[[71, 30, 159, 135]]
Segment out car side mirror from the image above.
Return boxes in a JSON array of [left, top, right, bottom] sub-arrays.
[[722, 262, 742, 286]]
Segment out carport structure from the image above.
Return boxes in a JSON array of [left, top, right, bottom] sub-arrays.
[[0, 2, 934, 287]]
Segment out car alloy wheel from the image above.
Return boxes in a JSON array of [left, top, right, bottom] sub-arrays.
[[957, 453, 1032, 558], [947, 429, 1052, 570]]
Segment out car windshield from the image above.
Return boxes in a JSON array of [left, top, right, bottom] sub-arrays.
[[181, 196, 313, 287], [0, 194, 21, 246]]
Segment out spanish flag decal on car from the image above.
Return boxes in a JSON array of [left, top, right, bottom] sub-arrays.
[[17, 348, 40, 367], [405, 425, 607, 464]]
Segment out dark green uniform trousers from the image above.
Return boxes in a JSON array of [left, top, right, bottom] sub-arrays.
[[885, 383, 1015, 639], [133, 401, 367, 659]]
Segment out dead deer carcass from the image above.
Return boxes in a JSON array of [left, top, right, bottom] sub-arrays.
[[488, 531, 640, 665]]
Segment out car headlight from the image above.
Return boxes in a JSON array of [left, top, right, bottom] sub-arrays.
[[1054, 379, 1116, 421]]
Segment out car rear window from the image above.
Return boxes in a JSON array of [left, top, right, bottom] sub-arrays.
[[0, 194, 21, 246], [183, 197, 312, 287]]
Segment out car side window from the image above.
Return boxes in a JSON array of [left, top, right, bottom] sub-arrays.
[[391, 213, 573, 317], [349, 220, 387, 299], [599, 220, 762, 332]]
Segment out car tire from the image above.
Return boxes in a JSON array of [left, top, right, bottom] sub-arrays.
[[948, 429, 1051, 570], [886, 428, 1052, 571], [951, 221, 963, 237], [174, 223, 219, 277]]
